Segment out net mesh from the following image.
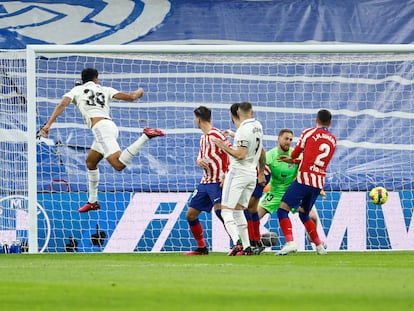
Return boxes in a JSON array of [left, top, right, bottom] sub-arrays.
[[2, 48, 414, 252]]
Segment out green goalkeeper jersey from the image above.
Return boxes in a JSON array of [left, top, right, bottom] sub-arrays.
[[259, 147, 300, 214]]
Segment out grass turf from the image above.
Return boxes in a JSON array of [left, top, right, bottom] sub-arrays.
[[0, 251, 413, 311]]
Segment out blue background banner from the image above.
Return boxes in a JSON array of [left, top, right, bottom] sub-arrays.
[[1, 0, 414, 48]]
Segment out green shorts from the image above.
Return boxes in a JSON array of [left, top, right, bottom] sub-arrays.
[[258, 192, 283, 215]]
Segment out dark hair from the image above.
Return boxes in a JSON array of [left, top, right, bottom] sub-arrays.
[[230, 103, 240, 119], [81, 68, 98, 84], [238, 101, 252, 114], [317, 109, 332, 126], [278, 128, 293, 137], [194, 106, 211, 122]]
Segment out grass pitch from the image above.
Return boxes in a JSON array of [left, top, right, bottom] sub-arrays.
[[0, 251, 413, 311]]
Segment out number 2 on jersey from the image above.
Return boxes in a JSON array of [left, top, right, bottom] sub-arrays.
[[314, 143, 331, 168]]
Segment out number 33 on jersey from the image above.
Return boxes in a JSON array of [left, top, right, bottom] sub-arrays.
[[64, 81, 119, 128]]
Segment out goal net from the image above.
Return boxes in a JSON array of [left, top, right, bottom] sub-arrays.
[[3, 45, 414, 253]]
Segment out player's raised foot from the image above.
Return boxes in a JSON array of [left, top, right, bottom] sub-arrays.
[[78, 202, 100, 213], [143, 127, 165, 139], [227, 244, 243, 256], [184, 247, 209, 256], [236, 246, 253, 256], [316, 243, 327, 255], [276, 241, 298, 256]]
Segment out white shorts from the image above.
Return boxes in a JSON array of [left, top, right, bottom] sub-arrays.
[[221, 167, 257, 209], [91, 119, 121, 158]]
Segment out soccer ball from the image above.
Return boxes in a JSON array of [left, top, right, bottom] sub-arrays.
[[261, 232, 278, 247], [369, 186, 388, 205]]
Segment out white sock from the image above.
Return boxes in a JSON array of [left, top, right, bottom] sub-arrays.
[[221, 209, 239, 245], [119, 135, 149, 166], [87, 169, 99, 203], [233, 210, 250, 249]]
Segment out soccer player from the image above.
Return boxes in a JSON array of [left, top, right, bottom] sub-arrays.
[[258, 129, 323, 250], [276, 109, 336, 255], [40, 68, 164, 213], [184, 106, 231, 256], [258, 129, 320, 222], [212, 102, 266, 256], [223, 122, 270, 255]]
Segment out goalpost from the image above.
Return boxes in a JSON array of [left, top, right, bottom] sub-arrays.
[[3, 44, 414, 253]]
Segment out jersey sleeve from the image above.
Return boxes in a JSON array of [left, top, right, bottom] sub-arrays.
[[234, 127, 249, 148], [291, 128, 311, 159], [63, 86, 79, 101], [290, 143, 303, 160], [265, 147, 276, 165], [104, 86, 119, 101]]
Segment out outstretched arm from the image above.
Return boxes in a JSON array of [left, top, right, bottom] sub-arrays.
[[40, 96, 71, 137], [113, 88, 144, 102]]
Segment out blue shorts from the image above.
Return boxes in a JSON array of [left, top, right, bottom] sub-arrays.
[[189, 183, 222, 213], [251, 174, 271, 199], [281, 180, 321, 213]]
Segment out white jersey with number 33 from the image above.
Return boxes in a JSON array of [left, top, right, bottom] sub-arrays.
[[231, 118, 263, 174], [64, 81, 119, 128]]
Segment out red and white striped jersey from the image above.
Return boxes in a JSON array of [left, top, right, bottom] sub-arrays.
[[291, 127, 336, 189], [256, 164, 271, 177], [198, 127, 231, 184]]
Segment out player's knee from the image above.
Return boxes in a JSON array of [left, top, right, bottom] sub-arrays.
[[188, 218, 199, 226], [214, 209, 224, 223], [112, 164, 125, 171], [186, 208, 199, 221], [221, 209, 234, 225], [299, 211, 311, 223], [85, 159, 97, 170], [277, 207, 289, 220], [310, 209, 318, 222], [243, 209, 252, 220], [109, 160, 126, 171], [233, 210, 247, 227]]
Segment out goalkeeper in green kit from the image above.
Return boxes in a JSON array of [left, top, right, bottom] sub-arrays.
[[258, 129, 320, 225]]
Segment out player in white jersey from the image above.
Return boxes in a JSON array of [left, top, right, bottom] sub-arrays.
[[40, 68, 164, 213], [212, 102, 266, 256]]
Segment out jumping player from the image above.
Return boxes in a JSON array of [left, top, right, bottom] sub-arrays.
[[40, 68, 164, 213]]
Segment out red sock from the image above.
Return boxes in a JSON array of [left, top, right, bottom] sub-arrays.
[[190, 222, 206, 248], [253, 219, 261, 242], [279, 217, 294, 242], [247, 219, 254, 241], [303, 219, 321, 246]]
